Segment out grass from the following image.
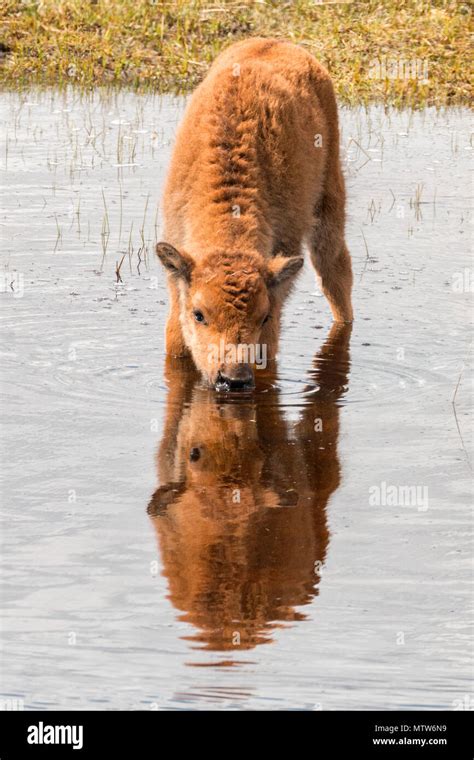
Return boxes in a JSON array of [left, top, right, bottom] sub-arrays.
[[0, 0, 471, 107]]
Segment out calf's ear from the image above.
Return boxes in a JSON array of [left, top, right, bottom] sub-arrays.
[[147, 482, 186, 517], [267, 255, 304, 288], [156, 242, 194, 283]]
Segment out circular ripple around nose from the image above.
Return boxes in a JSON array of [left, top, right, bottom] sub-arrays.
[[268, 346, 455, 410]]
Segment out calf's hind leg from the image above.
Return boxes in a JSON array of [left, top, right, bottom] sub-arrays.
[[308, 168, 353, 324]]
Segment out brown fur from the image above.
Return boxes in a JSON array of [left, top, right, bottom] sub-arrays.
[[157, 38, 353, 386], [147, 323, 351, 651]]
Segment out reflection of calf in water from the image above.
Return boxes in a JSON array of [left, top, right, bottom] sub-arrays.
[[148, 323, 351, 651]]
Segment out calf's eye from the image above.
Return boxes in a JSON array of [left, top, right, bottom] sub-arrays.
[[262, 314, 270, 325], [189, 447, 201, 462], [193, 309, 206, 324]]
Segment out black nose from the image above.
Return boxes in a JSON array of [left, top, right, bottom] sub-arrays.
[[215, 364, 254, 392]]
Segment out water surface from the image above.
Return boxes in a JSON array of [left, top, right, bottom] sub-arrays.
[[1, 91, 472, 710]]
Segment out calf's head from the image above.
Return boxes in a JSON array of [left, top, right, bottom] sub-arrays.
[[156, 243, 303, 389]]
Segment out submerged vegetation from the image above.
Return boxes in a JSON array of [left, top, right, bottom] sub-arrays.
[[0, 0, 471, 106]]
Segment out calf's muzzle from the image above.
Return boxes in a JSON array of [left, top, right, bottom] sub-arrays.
[[215, 363, 254, 392]]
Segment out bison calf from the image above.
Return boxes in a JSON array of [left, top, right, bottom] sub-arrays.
[[157, 38, 353, 390]]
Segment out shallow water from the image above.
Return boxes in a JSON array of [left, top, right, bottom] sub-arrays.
[[1, 91, 472, 710]]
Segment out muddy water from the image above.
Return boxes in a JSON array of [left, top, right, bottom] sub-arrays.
[[1, 91, 472, 710]]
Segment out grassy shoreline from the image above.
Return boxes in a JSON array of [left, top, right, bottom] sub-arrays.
[[0, 1, 471, 107]]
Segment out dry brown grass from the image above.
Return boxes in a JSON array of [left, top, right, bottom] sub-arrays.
[[0, 0, 471, 106]]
